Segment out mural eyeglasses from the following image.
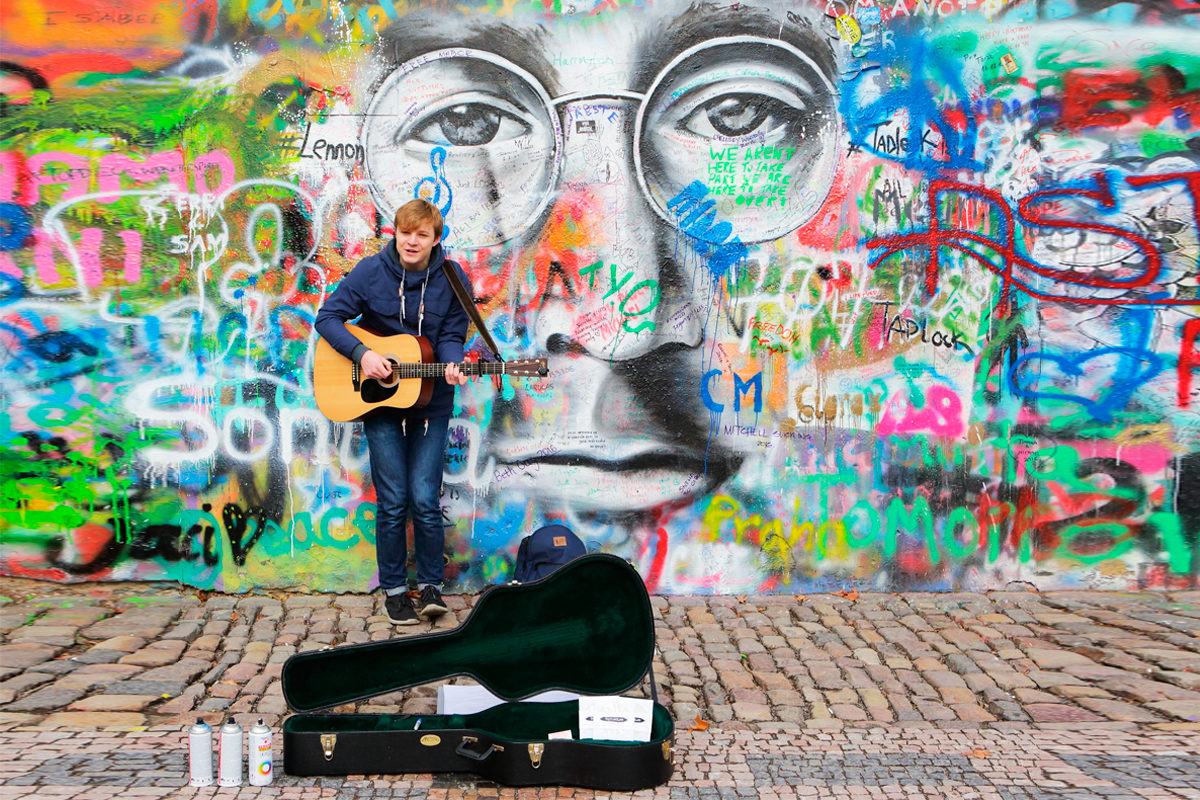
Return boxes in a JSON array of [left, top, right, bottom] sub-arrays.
[[362, 36, 841, 251]]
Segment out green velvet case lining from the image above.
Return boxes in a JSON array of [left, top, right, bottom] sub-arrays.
[[283, 700, 674, 744], [282, 555, 656, 712]]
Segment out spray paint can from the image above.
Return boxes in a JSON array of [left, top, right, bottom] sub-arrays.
[[217, 718, 244, 787], [187, 718, 213, 787], [247, 718, 273, 786]]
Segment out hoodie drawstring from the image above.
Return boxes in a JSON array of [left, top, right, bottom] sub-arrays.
[[400, 419, 430, 437]]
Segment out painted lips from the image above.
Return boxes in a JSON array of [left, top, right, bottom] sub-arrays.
[[486, 449, 723, 511]]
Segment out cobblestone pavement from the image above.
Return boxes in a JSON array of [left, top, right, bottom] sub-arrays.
[[0, 578, 1198, 797], [0, 726, 1198, 799]]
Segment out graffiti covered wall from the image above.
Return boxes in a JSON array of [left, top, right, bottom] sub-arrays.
[[2, 0, 1199, 593]]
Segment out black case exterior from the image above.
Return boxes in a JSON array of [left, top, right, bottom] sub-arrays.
[[283, 717, 674, 790], [284, 721, 476, 776], [281, 554, 675, 789]]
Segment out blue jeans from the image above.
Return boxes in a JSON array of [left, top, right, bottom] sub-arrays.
[[363, 414, 450, 591]]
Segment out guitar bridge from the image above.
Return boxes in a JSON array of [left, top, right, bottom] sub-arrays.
[[351, 361, 361, 392]]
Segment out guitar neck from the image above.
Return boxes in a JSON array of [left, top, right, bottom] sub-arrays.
[[389, 361, 518, 379]]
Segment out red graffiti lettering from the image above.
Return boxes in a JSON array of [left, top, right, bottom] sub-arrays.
[[1059, 67, 1200, 130], [866, 174, 1200, 316], [1178, 319, 1200, 408]]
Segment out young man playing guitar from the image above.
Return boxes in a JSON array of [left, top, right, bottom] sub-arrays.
[[315, 199, 472, 625]]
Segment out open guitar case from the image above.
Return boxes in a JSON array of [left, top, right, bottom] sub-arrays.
[[280, 554, 676, 789]]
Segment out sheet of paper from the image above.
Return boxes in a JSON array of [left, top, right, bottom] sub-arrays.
[[578, 696, 653, 742], [437, 684, 580, 715]]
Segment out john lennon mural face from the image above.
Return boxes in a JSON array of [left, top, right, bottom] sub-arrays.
[[360, 2, 841, 516]]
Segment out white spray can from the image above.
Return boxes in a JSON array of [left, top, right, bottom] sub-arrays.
[[187, 718, 213, 787], [217, 718, 244, 787], [247, 718, 273, 786]]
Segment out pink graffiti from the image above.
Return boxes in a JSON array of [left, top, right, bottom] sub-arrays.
[[33, 227, 143, 287], [33, 228, 68, 285], [0, 148, 236, 206], [876, 384, 965, 438]]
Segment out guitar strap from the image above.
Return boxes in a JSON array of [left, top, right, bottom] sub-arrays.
[[441, 261, 504, 362]]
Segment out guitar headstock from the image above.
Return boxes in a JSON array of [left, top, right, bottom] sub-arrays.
[[504, 358, 549, 377]]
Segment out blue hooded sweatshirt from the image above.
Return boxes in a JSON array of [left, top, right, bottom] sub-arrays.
[[314, 239, 472, 420]]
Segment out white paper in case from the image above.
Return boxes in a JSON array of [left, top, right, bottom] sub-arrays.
[[578, 696, 653, 742]]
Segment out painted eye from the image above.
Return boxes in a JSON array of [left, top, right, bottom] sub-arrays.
[[679, 93, 799, 138], [406, 102, 532, 147]]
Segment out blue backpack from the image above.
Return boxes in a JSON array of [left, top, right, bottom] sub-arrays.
[[513, 524, 586, 582]]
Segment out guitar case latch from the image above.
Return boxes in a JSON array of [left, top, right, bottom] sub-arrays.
[[321, 733, 337, 761]]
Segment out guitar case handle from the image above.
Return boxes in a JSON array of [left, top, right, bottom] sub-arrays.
[[456, 735, 503, 761]]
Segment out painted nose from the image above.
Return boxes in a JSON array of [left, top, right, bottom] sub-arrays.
[[530, 98, 701, 361]]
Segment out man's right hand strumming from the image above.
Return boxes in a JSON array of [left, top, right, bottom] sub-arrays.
[[361, 350, 393, 380]]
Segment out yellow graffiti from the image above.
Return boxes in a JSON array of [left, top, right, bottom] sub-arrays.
[[704, 494, 859, 583]]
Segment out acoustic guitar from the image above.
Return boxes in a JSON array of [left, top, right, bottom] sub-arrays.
[[313, 324, 548, 422]]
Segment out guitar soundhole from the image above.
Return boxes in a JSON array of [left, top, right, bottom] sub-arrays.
[[360, 379, 399, 404], [376, 357, 400, 388]]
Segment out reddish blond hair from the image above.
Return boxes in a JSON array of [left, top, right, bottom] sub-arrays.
[[393, 198, 443, 240]]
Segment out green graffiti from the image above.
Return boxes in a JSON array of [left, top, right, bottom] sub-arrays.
[[1148, 513, 1191, 574], [1055, 522, 1135, 565]]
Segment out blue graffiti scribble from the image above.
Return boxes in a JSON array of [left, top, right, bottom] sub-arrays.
[[0, 203, 32, 250], [1010, 306, 1165, 422], [667, 181, 748, 284], [0, 272, 25, 307], [473, 504, 527, 550], [841, 32, 982, 171], [415, 146, 453, 241], [0, 203, 32, 251]]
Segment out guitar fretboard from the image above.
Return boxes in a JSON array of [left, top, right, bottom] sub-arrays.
[[389, 362, 519, 379]]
